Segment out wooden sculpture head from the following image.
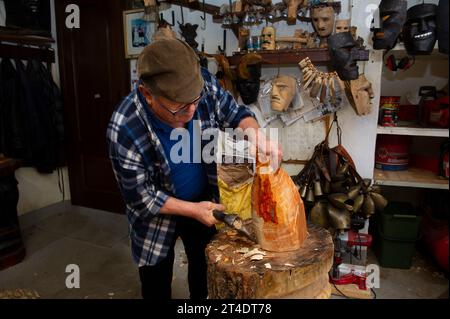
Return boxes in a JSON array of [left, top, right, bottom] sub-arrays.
[[270, 75, 296, 112], [261, 26, 276, 50], [311, 5, 335, 39], [335, 19, 350, 33]]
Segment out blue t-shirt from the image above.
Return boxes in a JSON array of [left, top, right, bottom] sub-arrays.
[[139, 93, 208, 201]]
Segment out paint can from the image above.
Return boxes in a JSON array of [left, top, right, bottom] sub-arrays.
[[375, 135, 411, 171]]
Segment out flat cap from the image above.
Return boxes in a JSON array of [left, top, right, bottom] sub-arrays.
[[137, 39, 204, 103]]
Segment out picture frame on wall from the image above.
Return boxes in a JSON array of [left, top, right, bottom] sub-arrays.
[[123, 9, 154, 59]]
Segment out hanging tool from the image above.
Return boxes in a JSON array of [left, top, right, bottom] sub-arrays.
[[178, 5, 184, 25], [213, 210, 256, 242], [160, 11, 175, 26], [200, 0, 206, 30], [218, 29, 227, 54]]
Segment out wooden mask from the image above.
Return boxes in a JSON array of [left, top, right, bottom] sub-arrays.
[[271, 75, 296, 112], [261, 26, 276, 50], [348, 74, 374, 115], [335, 19, 350, 33], [311, 6, 335, 38]]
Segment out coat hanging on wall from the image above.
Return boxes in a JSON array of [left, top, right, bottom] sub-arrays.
[[0, 58, 64, 173]]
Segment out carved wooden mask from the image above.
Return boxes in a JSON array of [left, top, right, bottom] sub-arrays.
[[335, 19, 350, 33], [271, 75, 296, 112], [261, 26, 276, 50], [311, 5, 335, 38]]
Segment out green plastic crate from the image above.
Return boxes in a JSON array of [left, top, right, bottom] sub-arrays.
[[380, 202, 422, 240], [374, 225, 418, 269]]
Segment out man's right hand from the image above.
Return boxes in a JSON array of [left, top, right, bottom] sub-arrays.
[[194, 201, 226, 227]]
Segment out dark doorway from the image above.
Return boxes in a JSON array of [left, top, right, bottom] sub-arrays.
[[55, 0, 129, 213]]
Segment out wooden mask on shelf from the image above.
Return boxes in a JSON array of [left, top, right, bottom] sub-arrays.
[[261, 26, 276, 50], [335, 19, 350, 33], [271, 75, 297, 112], [311, 5, 335, 40], [346, 74, 374, 116]]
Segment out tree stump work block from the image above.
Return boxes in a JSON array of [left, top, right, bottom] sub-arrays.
[[206, 223, 334, 299]]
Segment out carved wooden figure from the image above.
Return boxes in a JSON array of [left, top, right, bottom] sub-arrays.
[[335, 19, 350, 33], [252, 157, 308, 252], [311, 5, 335, 47], [283, 0, 308, 25], [261, 26, 276, 50]]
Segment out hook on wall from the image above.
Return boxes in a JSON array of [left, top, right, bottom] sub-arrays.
[[200, 0, 206, 30], [177, 5, 185, 25], [218, 29, 227, 54], [160, 10, 175, 26]]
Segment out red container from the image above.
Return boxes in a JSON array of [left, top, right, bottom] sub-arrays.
[[375, 135, 411, 171], [379, 96, 401, 127], [410, 154, 440, 174], [422, 96, 449, 128], [398, 104, 419, 124]]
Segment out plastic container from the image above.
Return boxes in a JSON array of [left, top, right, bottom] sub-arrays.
[[373, 202, 422, 269], [380, 202, 422, 239], [375, 135, 411, 171], [374, 227, 418, 269]]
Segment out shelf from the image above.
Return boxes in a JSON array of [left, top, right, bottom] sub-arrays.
[[373, 168, 449, 189], [377, 125, 449, 138], [227, 48, 369, 66], [390, 42, 447, 60], [0, 33, 54, 46]]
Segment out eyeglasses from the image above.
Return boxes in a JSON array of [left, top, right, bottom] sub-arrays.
[[154, 92, 203, 116]]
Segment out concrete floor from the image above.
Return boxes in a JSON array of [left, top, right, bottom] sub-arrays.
[[0, 201, 448, 299]]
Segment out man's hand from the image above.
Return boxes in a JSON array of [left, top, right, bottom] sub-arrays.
[[194, 201, 226, 227], [238, 117, 283, 170], [256, 134, 283, 170]]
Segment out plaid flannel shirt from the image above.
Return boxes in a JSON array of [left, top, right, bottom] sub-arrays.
[[106, 68, 255, 266]]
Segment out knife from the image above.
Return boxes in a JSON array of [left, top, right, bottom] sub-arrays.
[[212, 210, 256, 242]]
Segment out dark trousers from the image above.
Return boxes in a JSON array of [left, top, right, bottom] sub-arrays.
[[138, 216, 216, 300]]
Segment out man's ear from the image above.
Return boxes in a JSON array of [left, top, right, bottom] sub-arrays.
[[138, 84, 153, 106]]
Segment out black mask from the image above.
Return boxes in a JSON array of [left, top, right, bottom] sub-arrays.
[[403, 4, 438, 55], [328, 32, 359, 81], [438, 0, 449, 54], [372, 0, 407, 50], [236, 64, 261, 105]]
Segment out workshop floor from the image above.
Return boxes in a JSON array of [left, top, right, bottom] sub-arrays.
[[0, 202, 448, 299]]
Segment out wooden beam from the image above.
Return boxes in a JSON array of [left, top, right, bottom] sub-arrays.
[[165, 0, 220, 16]]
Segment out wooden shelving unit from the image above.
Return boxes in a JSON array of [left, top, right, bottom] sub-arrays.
[[227, 48, 369, 66], [377, 125, 449, 138], [373, 168, 449, 190]]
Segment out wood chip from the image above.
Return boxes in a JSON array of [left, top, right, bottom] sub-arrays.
[[217, 244, 230, 251], [235, 247, 250, 254], [264, 263, 272, 269], [250, 265, 256, 269], [225, 230, 238, 236], [284, 263, 295, 267], [215, 254, 222, 262], [250, 254, 265, 261], [243, 248, 266, 259]]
